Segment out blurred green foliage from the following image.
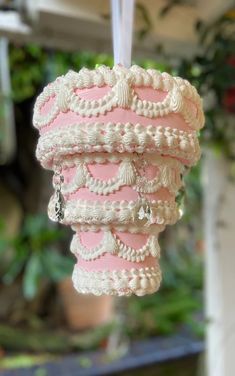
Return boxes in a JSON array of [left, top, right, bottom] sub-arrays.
[[0, 215, 73, 299], [127, 247, 203, 337], [9, 45, 113, 102], [0, 354, 55, 370], [9, 44, 47, 102], [175, 14, 235, 160], [9, 45, 171, 103]]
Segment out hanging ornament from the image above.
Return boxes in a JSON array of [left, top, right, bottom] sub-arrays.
[[33, 1, 204, 297]]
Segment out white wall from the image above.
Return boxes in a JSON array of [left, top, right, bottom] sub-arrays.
[[203, 151, 235, 376]]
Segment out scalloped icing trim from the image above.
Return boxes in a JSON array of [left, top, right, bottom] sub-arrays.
[[72, 265, 162, 296], [36, 123, 201, 168], [33, 65, 204, 131], [57, 156, 183, 196], [70, 231, 160, 262], [57, 151, 182, 167], [71, 223, 165, 235], [48, 196, 180, 226]]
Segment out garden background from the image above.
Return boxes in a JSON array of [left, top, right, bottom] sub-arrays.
[[0, 1, 235, 375]]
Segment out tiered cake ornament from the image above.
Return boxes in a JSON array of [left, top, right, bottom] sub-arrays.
[[33, 65, 204, 296]]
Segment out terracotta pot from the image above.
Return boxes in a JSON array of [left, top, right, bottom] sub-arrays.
[[58, 277, 114, 330]]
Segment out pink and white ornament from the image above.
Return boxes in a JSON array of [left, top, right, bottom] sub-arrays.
[[33, 64, 204, 296]]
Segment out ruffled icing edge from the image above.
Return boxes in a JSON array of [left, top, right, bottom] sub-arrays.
[[72, 264, 162, 296], [33, 64, 204, 131]]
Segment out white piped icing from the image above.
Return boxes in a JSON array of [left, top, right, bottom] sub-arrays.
[[57, 156, 183, 196], [59, 152, 183, 167], [33, 65, 204, 131], [48, 196, 180, 226], [72, 265, 162, 296], [36, 122, 200, 168], [71, 223, 164, 235], [70, 231, 160, 262]]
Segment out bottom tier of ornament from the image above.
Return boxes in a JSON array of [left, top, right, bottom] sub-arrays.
[[72, 263, 162, 297]]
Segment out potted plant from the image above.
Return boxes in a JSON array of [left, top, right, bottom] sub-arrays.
[[0, 214, 114, 331], [0, 214, 72, 300]]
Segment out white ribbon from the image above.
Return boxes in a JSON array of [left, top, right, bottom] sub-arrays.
[[111, 0, 135, 68]]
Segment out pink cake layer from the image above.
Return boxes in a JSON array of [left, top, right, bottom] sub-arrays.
[[62, 162, 174, 202], [63, 162, 159, 180], [73, 231, 156, 272], [67, 187, 171, 202], [39, 86, 197, 134], [75, 254, 157, 271], [80, 230, 148, 248]]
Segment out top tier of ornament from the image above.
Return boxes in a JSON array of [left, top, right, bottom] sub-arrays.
[[33, 65, 204, 170]]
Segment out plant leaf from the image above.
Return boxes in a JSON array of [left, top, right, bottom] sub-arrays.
[[42, 250, 73, 282], [23, 253, 43, 300], [2, 251, 28, 284]]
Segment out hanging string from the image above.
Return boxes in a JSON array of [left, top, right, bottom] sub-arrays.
[[111, 0, 121, 65], [111, 0, 135, 68]]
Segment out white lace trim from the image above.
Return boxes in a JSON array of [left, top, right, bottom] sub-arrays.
[[56, 151, 175, 166], [36, 123, 200, 168], [57, 156, 183, 195], [71, 223, 164, 234], [48, 197, 180, 226], [72, 265, 162, 296], [70, 231, 160, 262], [33, 65, 204, 131]]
